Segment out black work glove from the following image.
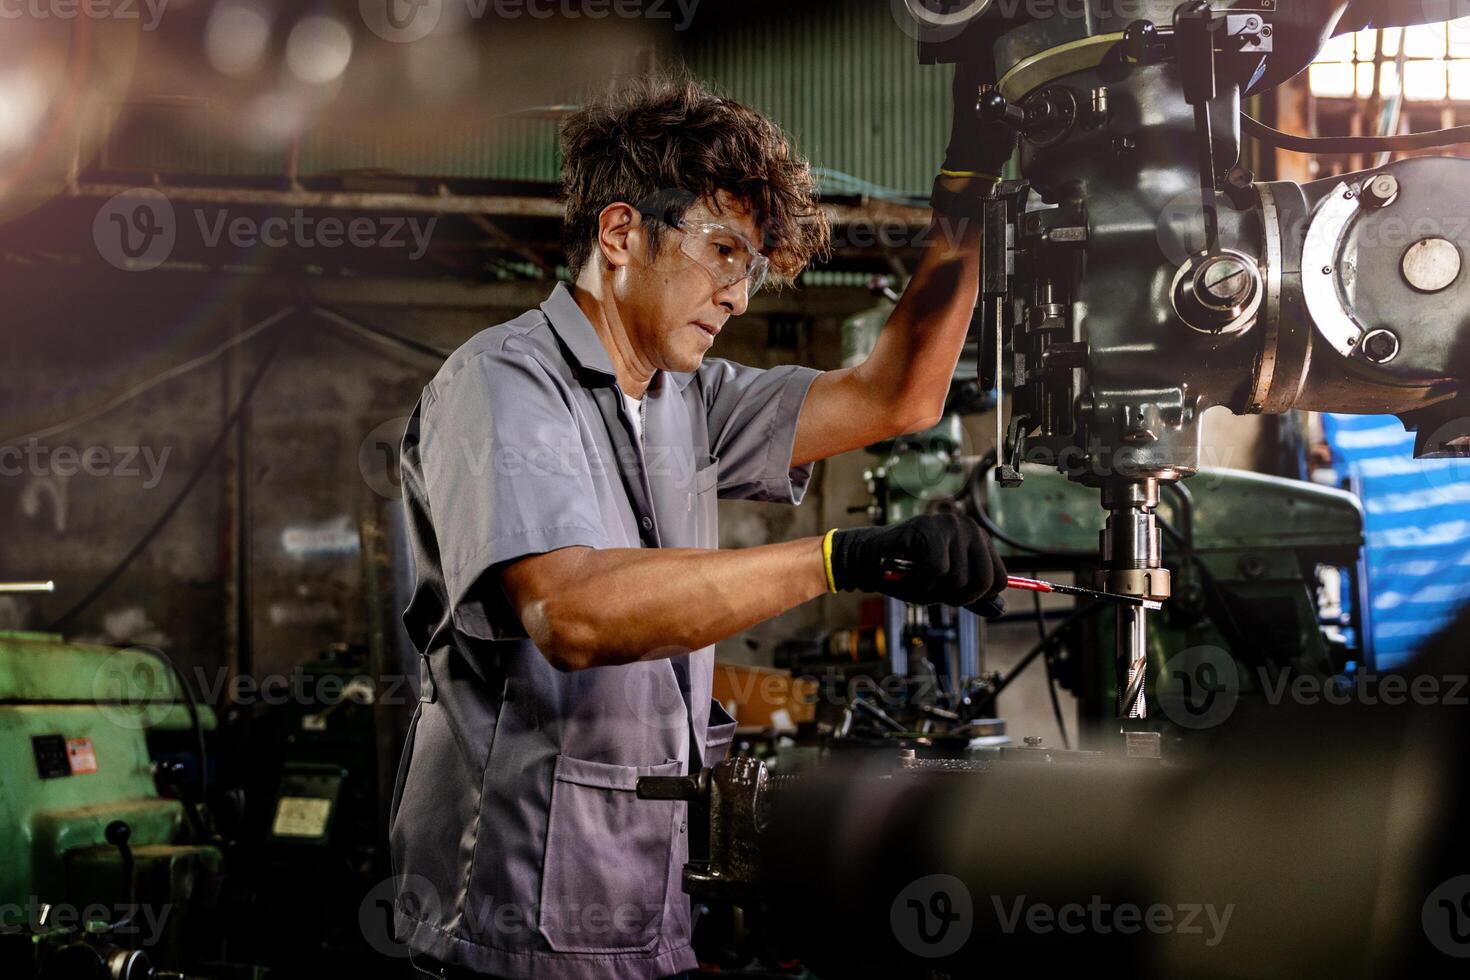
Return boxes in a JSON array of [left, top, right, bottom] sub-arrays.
[[825, 513, 1008, 618], [933, 56, 1019, 217]]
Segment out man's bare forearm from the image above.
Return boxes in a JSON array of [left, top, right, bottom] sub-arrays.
[[789, 215, 981, 467], [862, 212, 982, 424], [512, 538, 830, 671]]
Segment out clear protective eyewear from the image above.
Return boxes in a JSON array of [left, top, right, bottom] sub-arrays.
[[650, 213, 771, 298]]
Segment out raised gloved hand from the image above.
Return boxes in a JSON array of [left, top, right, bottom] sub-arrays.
[[932, 55, 1019, 218], [823, 513, 1007, 617]]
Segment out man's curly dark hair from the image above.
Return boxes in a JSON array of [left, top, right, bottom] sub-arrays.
[[559, 73, 831, 287]]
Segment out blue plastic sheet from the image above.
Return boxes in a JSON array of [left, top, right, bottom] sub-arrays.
[[1322, 414, 1470, 670]]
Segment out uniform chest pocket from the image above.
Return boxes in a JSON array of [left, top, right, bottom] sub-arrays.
[[689, 455, 719, 550], [538, 754, 682, 954]]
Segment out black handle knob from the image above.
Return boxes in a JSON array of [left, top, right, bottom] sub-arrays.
[[105, 820, 131, 848], [1122, 20, 1164, 63], [979, 90, 1027, 130]]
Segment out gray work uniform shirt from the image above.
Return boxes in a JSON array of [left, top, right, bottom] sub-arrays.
[[388, 283, 819, 980]]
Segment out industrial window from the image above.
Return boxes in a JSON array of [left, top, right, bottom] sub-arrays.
[[1309, 23, 1470, 101]]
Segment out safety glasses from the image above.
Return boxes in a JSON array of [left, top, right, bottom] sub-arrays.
[[643, 210, 771, 298]]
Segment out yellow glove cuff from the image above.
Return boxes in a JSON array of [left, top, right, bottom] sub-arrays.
[[822, 528, 839, 594]]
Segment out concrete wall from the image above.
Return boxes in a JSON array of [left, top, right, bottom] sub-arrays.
[[3, 272, 1271, 742], [0, 273, 881, 688]]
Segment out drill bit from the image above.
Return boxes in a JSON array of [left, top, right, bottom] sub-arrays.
[[1004, 575, 1163, 612]]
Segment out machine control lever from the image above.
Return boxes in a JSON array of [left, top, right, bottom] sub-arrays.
[[636, 771, 709, 803], [979, 89, 1074, 140], [0, 580, 55, 593], [1175, 1, 1223, 253], [103, 821, 139, 931]]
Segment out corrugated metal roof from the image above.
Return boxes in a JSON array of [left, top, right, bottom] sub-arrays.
[[99, 6, 952, 197], [682, 4, 950, 198]]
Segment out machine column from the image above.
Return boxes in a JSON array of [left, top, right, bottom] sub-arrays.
[[1099, 478, 1172, 720]]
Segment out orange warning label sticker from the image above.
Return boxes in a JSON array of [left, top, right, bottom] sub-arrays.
[[66, 737, 98, 775]]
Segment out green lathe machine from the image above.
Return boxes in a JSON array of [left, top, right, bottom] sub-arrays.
[[0, 630, 221, 980]]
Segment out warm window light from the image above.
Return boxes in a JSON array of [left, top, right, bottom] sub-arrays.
[[1404, 60, 1449, 100], [1450, 21, 1470, 57], [1451, 60, 1470, 100], [1356, 62, 1377, 98], [1310, 21, 1470, 100], [1381, 27, 1403, 58], [1380, 61, 1402, 98], [1403, 24, 1447, 59], [1319, 33, 1355, 63], [1310, 62, 1355, 98]]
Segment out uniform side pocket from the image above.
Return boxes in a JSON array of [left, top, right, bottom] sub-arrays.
[[537, 755, 682, 954]]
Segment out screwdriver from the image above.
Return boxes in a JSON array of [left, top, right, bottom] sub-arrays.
[[1003, 575, 1164, 611], [879, 558, 1162, 611]]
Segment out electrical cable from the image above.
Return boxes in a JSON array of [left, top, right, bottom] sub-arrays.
[[47, 332, 287, 633], [31, 307, 439, 634], [970, 601, 1106, 717], [143, 645, 214, 836], [812, 167, 930, 207], [1156, 515, 1273, 667], [1156, 480, 1280, 666], [503, 105, 582, 118], [963, 458, 1258, 653], [1034, 590, 1072, 749], [961, 458, 1095, 561], [1241, 111, 1470, 154], [2, 307, 295, 447], [311, 306, 451, 360], [959, 457, 1279, 709], [1163, 480, 1197, 614], [4, 302, 439, 451], [1165, 481, 1194, 560]]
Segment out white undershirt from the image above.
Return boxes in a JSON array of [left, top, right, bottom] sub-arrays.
[[622, 390, 646, 443]]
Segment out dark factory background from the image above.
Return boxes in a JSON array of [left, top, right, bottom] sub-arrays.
[[1, 1, 972, 677], [4, 2, 1470, 979], [0, 0, 1296, 717]]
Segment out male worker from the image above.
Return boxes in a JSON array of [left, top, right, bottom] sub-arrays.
[[388, 71, 1015, 980]]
